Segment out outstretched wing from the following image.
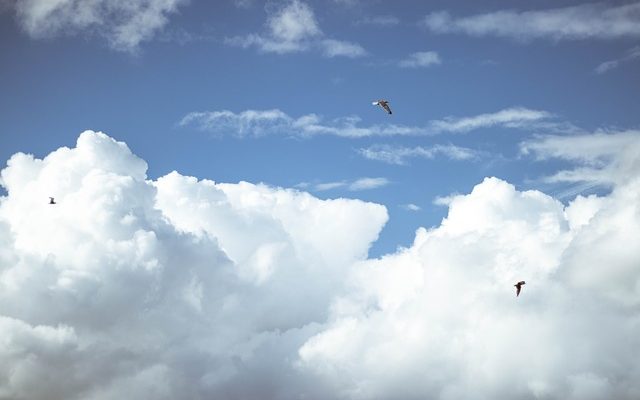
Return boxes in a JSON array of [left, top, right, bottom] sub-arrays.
[[381, 102, 392, 114], [516, 285, 521, 296]]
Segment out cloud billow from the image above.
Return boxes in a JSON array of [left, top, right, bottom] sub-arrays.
[[12, 0, 188, 52], [1, 130, 639, 399]]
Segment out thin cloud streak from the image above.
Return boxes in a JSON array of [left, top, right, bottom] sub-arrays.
[[595, 46, 640, 74], [180, 107, 559, 138], [299, 177, 390, 192], [423, 2, 640, 41], [358, 144, 477, 165]]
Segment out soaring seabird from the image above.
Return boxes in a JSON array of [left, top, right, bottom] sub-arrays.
[[514, 281, 525, 297], [49, 197, 56, 205], [372, 100, 392, 114]]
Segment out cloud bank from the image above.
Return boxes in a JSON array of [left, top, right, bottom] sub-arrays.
[[1, 130, 639, 399], [12, 0, 188, 52], [423, 2, 640, 41]]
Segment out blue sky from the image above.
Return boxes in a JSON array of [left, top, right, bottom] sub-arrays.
[[2, 2, 640, 399], [1, 0, 639, 258]]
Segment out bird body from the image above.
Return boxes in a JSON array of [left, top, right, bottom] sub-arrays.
[[514, 281, 525, 297], [49, 197, 56, 205], [372, 100, 392, 114]]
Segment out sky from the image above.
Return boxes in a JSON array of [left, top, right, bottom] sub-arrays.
[[0, 1, 639, 399]]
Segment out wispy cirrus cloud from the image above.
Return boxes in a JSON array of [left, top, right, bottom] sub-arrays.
[[355, 15, 400, 27], [297, 177, 390, 192], [521, 130, 640, 186], [400, 203, 421, 211], [11, 0, 188, 52], [358, 144, 477, 165], [422, 2, 640, 41], [179, 107, 561, 138], [226, 0, 366, 58], [398, 51, 441, 68], [595, 46, 640, 74]]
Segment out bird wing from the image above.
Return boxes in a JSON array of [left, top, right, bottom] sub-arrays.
[[516, 286, 521, 296], [381, 102, 392, 114]]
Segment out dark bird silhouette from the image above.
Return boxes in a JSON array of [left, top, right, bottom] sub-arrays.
[[514, 281, 525, 297], [372, 100, 392, 114], [49, 197, 56, 205]]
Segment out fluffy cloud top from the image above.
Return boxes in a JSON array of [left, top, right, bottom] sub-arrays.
[[1, 130, 639, 399], [423, 2, 640, 41], [12, 0, 187, 52], [226, 0, 366, 58], [179, 107, 557, 138]]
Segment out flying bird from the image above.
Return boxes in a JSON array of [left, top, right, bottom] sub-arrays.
[[514, 281, 525, 297], [372, 100, 392, 114], [49, 197, 56, 205]]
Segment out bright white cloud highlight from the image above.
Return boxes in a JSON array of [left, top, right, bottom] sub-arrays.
[[226, 0, 366, 58], [358, 144, 476, 165], [423, 2, 640, 41], [12, 0, 188, 52], [180, 107, 557, 138], [398, 51, 441, 68], [0, 130, 387, 400], [2, 130, 639, 399]]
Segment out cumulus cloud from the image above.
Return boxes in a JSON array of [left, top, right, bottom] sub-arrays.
[[11, 0, 188, 52], [398, 51, 441, 68], [2, 129, 640, 399], [299, 172, 640, 398], [422, 2, 640, 41], [595, 46, 640, 74], [0, 131, 387, 399], [226, 0, 366, 58], [179, 107, 559, 138], [358, 144, 477, 165]]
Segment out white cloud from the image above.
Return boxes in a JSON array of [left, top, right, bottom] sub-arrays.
[[595, 46, 640, 74], [423, 2, 640, 41], [520, 130, 640, 186], [321, 39, 367, 58], [349, 177, 389, 191], [12, 0, 188, 52], [301, 177, 390, 192], [358, 144, 476, 165], [226, 0, 366, 58], [299, 171, 640, 398], [180, 107, 558, 138], [398, 51, 441, 68], [355, 15, 400, 27], [3, 129, 640, 398], [0, 130, 388, 399], [401, 203, 421, 212]]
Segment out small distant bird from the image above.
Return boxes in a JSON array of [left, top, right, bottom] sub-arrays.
[[372, 100, 392, 114], [49, 197, 56, 205], [514, 281, 525, 297]]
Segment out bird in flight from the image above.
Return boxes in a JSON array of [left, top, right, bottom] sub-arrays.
[[49, 197, 56, 205], [514, 281, 525, 297], [372, 100, 392, 114]]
